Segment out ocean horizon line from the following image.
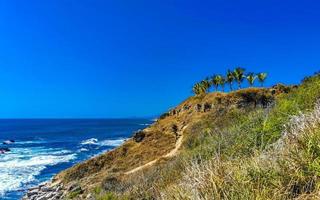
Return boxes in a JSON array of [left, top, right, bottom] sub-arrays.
[[0, 117, 154, 120]]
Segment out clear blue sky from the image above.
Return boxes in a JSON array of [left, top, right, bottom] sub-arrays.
[[0, 0, 319, 118]]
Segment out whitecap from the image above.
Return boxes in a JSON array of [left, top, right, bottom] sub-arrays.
[[79, 148, 89, 152], [80, 138, 126, 148], [80, 138, 98, 145], [2, 140, 15, 145], [14, 140, 46, 145]]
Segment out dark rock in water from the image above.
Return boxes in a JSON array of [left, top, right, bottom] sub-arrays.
[[133, 130, 145, 143], [1, 147, 10, 151], [0, 147, 10, 154], [3, 140, 15, 145]]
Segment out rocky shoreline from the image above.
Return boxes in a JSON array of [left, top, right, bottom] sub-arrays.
[[22, 180, 95, 200], [22, 182, 64, 200]]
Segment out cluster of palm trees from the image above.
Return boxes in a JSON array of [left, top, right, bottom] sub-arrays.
[[192, 68, 267, 96]]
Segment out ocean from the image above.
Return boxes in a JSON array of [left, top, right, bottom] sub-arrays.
[[0, 119, 151, 200]]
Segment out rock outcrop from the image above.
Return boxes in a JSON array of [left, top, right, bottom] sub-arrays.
[[22, 182, 64, 200], [132, 130, 146, 142]]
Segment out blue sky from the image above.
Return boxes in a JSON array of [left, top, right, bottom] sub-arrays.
[[0, 0, 319, 118]]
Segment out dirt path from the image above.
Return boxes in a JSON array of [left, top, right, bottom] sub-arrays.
[[124, 125, 187, 175]]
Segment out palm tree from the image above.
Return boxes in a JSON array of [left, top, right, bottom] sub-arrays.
[[257, 72, 267, 87], [226, 69, 235, 91], [192, 83, 205, 96], [220, 76, 226, 92], [246, 72, 257, 87], [233, 67, 245, 89], [192, 83, 199, 95], [201, 78, 211, 93], [192, 79, 211, 96], [211, 75, 221, 91]]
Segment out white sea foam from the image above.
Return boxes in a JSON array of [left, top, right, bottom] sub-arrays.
[[80, 138, 125, 147], [79, 148, 89, 152], [15, 140, 46, 145], [80, 138, 98, 145], [0, 146, 76, 196], [2, 140, 14, 145], [99, 139, 125, 147]]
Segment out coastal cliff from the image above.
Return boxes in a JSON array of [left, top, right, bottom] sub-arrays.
[[23, 73, 320, 200]]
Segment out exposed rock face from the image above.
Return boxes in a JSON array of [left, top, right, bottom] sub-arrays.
[[183, 104, 191, 111], [22, 182, 86, 200], [236, 90, 274, 108], [203, 102, 212, 112], [195, 104, 202, 112], [133, 130, 146, 142], [159, 112, 170, 119], [22, 182, 65, 200]]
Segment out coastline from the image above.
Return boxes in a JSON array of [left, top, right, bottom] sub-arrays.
[[0, 119, 150, 200]]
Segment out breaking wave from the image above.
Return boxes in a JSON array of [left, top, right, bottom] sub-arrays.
[[0, 146, 75, 196], [80, 138, 126, 147]]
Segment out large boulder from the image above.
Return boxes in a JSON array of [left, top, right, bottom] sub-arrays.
[[133, 130, 146, 143]]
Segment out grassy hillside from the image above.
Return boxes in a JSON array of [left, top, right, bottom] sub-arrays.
[[160, 74, 320, 200], [54, 73, 320, 200]]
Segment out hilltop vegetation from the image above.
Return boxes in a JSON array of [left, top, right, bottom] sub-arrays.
[[46, 72, 320, 200], [193, 67, 267, 95]]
